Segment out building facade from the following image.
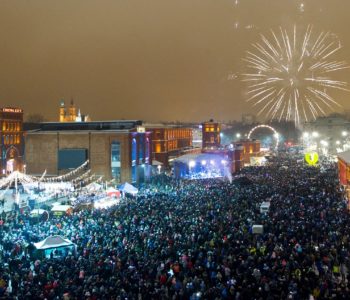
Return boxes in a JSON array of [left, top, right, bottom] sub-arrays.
[[302, 114, 350, 153], [337, 150, 350, 208], [25, 121, 152, 183], [233, 139, 261, 164], [59, 99, 91, 122], [230, 145, 244, 173], [0, 107, 24, 174], [202, 120, 221, 149], [146, 125, 193, 168]]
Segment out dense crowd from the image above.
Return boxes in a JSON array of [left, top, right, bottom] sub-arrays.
[[0, 154, 349, 299]]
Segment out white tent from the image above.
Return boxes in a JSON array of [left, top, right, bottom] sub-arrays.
[[51, 205, 73, 212], [106, 187, 121, 198], [34, 235, 74, 250], [30, 209, 48, 215], [338, 150, 350, 164], [106, 187, 118, 193], [119, 182, 138, 195], [86, 182, 103, 192], [152, 160, 163, 166]]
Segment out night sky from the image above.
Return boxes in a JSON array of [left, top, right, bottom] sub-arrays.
[[0, 0, 349, 122]]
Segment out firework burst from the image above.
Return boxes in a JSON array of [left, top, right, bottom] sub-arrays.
[[243, 25, 349, 124]]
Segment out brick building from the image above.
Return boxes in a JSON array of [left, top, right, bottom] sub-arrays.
[[59, 99, 91, 122], [25, 121, 151, 183], [202, 120, 221, 149], [0, 107, 24, 174], [233, 139, 260, 164], [145, 125, 193, 168]]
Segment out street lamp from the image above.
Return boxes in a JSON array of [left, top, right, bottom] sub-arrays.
[[236, 133, 241, 139], [312, 131, 319, 138], [342, 131, 348, 137]]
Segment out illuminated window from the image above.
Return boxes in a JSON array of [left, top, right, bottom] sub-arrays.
[[155, 143, 161, 153], [2, 123, 5, 131], [131, 138, 137, 165], [138, 135, 144, 161], [145, 138, 150, 163], [129, 138, 137, 182]]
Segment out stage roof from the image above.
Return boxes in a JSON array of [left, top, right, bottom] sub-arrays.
[[338, 150, 350, 164]]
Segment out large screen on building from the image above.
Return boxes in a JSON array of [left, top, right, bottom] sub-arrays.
[[58, 149, 87, 170]]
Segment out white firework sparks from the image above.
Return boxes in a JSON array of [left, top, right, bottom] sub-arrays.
[[243, 25, 349, 124]]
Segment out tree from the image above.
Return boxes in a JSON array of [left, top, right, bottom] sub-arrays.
[[25, 113, 47, 123]]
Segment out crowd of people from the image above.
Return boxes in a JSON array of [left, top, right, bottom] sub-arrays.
[[0, 153, 349, 299]]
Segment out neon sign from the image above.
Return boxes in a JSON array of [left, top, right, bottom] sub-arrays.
[[1, 108, 23, 113]]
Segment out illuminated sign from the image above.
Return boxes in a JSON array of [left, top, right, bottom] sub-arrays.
[[305, 152, 319, 166], [137, 126, 146, 133], [1, 108, 23, 113]]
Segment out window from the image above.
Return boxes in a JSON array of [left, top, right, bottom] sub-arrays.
[[111, 141, 121, 182], [131, 138, 137, 183], [132, 138, 137, 166], [138, 135, 144, 161], [58, 149, 88, 170], [145, 138, 150, 163]]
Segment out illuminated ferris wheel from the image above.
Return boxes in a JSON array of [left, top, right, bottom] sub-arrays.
[[247, 124, 280, 150]]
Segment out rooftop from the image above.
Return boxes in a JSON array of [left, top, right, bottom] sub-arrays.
[[30, 120, 143, 131]]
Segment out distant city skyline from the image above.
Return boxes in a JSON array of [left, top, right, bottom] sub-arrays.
[[0, 0, 349, 122]]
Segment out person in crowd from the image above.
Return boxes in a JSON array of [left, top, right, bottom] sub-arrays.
[[0, 153, 349, 299]]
